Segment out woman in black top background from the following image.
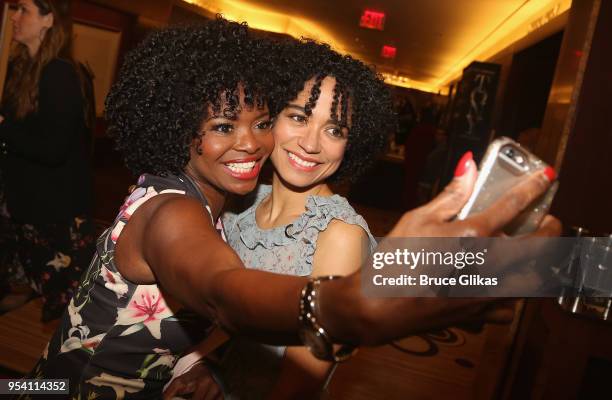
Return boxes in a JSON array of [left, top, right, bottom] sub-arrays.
[[0, 0, 95, 321]]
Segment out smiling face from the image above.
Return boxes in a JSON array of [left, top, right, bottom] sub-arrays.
[[186, 94, 274, 196], [271, 76, 350, 189], [11, 0, 53, 55]]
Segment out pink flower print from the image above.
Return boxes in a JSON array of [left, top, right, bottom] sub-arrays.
[[116, 285, 173, 339], [110, 221, 126, 243], [101, 266, 128, 298], [86, 372, 145, 398], [118, 187, 146, 217], [122, 187, 161, 219], [82, 334, 104, 350], [60, 298, 107, 355], [216, 218, 227, 241], [138, 348, 177, 379]]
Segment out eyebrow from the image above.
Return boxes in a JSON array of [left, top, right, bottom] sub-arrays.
[[286, 104, 306, 112], [285, 104, 342, 126], [205, 111, 270, 122]]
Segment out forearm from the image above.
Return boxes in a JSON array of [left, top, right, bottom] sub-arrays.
[[209, 268, 492, 347], [317, 275, 492, 346], [267, 347, 333, 400], [208, 268, 306, 344]]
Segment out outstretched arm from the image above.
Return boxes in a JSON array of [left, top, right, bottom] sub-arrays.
[[119, 159, 558, 347]]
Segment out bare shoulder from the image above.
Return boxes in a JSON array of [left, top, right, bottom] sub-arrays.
[[317, 219, 369, 246], [117, 192, 243, 316], [145, 193, 215, 233], [142, 193, 228, 261], [115, 193, 217, 283], [312, 220, 370, 276]]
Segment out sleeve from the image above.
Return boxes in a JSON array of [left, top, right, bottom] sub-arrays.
[[0, 59, 85, 166]]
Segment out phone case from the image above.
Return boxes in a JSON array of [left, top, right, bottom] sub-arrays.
[[457, 136, 558, 235]]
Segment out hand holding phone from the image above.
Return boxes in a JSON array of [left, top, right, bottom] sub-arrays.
[[457, 137, 558, 236]]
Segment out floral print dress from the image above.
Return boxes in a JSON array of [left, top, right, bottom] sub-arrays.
[[20, 174, 216, 399]]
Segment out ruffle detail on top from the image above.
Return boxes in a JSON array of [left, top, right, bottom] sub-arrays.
[[234, 185, 376, 268]]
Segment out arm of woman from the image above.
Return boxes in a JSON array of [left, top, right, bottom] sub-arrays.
[[0, 60, 85, 166], [122, 163, 558, 347], [119, 192, 307, 343], [267, 221, 368, 399]]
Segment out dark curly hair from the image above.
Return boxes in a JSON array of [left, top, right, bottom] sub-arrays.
[[269, 39, 396, 183], [105, 17, 286, 176]]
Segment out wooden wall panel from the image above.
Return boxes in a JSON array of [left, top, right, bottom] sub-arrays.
[[548, 0, 612, 234]]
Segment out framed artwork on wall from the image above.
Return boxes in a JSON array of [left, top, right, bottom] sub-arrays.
[[72, 23, 121, 117]]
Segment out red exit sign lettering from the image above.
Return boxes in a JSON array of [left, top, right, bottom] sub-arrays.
[[360, 10, 385, 30], [381, 45, 396, 59]]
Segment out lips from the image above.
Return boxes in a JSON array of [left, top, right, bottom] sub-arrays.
[[286, 151, 320, 171], [223, 158, 262, 180]]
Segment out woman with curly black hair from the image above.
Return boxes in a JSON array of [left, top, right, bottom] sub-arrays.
[[20, 17, 558, 400], [165, 39, 558, 400], [169, 39, 397, 400]]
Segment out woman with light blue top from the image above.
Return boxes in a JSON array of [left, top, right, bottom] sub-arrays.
[[163, 36, 560, 400], [213, 39, 393, 400]]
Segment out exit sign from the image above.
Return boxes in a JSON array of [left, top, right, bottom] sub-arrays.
[[360, 10, 385, 30], [381, 45, 397, 59]]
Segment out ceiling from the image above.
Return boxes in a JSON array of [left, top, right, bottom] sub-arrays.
[[183, 0, 571, 92]]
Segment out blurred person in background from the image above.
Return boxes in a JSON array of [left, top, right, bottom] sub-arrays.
[[0, 0, 95, 321]]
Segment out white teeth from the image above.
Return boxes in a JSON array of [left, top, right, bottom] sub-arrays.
[[288, 152, 317, 168], [226, 161, 256, 173]]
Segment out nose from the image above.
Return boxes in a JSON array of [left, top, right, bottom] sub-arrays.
[[10, 11, 19, 24], [297, 128, 321, 154], [235, 129, 261, 154]]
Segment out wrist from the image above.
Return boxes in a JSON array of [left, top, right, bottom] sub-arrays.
[[298, 276, 358, 362]]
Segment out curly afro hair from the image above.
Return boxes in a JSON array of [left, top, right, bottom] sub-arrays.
[[269, 39, 396, 183], [105, 17, 286, 177]]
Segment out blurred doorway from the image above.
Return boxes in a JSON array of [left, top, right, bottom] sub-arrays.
[[499, 30, 564, 138]]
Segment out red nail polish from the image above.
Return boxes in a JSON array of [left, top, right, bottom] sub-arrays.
[[454, 151, 473, 177], [543, 166, 556, 182]]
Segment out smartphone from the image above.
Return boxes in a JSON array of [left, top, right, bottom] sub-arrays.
[[457, 136, 558, 235]]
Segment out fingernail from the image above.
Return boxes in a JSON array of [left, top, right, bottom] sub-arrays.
[[454, 151, 473, 177], [543, 166, 556, 182]]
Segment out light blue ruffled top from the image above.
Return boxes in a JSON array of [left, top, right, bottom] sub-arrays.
[[215, 184, 377, 399], [223, 184, 377, 276]]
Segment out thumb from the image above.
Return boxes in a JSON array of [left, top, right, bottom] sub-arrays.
[[426, 151, 478, 221]]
